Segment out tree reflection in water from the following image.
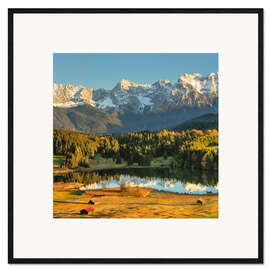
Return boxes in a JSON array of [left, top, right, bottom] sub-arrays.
[[54, 168, 218, 194]]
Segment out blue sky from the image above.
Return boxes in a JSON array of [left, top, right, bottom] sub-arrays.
[[53, 53, 218, 89]]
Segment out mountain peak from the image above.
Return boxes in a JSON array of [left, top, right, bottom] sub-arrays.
[[119, 78, 132, 90], [53, 84, 93, 108], [179, 73, 202, 82], [53, 72, 218, 113], [177, 72, 218, 95], [153, 79, 171, 88], [114, 78, 152, 90], [208, 72, 218, 79]]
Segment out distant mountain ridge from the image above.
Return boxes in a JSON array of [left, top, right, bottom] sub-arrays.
[[53, 72, 218, 134], [171, 113, 218, 132], [54, 72, 218, 113]]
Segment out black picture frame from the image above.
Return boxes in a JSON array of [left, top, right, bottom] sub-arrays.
[[8, 8, 264, 264]]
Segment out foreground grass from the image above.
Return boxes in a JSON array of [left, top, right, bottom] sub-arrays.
[[151, 156, 173, 167], [53, 155, 175, 174], [87, 154, 127, 168], [53, 182, 218, 218], [53, 154, 127, 173]]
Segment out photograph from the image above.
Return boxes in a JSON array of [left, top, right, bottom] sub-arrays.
[[8, 8, 263, 263], [53, 53, 219, 218]]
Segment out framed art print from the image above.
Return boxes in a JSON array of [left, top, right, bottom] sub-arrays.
[[8, 9, 263, 263]]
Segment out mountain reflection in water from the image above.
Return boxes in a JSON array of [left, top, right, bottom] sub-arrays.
[[54, 167, 218, 195]]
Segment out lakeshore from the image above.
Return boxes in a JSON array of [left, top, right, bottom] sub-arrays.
[[53, 182, 218, 218]]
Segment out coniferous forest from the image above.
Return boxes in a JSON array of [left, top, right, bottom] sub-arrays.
[[53, 54, 219, 218], [53, 128, 218, 171]]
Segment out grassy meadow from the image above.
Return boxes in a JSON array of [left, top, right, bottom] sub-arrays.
[[53, 128, 218, 218], [53, 182, 218, 218]]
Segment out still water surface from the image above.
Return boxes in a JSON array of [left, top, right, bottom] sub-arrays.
[[54, 167, 218, 195]]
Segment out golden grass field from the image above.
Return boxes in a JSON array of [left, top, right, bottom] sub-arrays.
[[53, 182, 218, 218]]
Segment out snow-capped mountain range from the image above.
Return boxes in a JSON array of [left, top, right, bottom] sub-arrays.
[[53, 72, 218, 114], [53, 84, 94, 108]]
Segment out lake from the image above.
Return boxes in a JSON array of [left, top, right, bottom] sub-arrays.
[[54, 167, 218, 195]]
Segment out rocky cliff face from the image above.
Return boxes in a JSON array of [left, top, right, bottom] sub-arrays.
[[53, 72, 218, 113], [53, 72, 218, 134], [93, 72, 218, 113], [53, 84, 93, 108]]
